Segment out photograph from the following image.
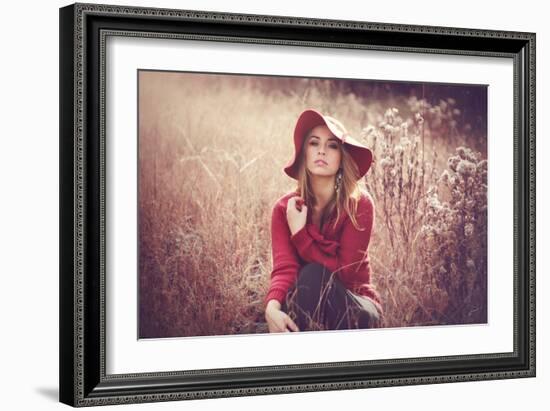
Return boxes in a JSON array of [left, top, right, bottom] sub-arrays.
[[138, 71, 488, 338]]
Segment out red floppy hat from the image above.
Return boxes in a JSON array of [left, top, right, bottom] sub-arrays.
[[284, 109, 373, 180]]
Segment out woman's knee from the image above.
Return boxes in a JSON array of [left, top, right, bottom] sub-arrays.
[[297, 263, 328, 288], [357, 301, 381, 328]]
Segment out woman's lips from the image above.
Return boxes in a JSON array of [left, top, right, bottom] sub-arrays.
[[314, 159, 328, 166]]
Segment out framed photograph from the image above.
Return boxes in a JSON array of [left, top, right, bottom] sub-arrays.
[[59, 2, 536, 407]]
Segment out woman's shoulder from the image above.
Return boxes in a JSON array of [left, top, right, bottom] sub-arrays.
[[272, 190, 299, 212], [355, 189, 375, 215]]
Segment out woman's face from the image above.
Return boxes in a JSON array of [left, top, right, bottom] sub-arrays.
[[304, 125, 342, 178]]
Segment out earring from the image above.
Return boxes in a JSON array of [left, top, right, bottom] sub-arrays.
[[335, 169, 342, 193]]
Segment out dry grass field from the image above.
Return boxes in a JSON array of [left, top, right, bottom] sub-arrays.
[[138, 71, 487, 338]]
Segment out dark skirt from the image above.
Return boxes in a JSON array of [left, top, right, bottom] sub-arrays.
[[282, 263, 382, 331]]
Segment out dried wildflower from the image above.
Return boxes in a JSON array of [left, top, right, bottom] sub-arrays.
[[383, 124, 395, 134], [380, 158, 393, 169], [453, 108, 461, 116], [439, 170, 450, 184], [464, 223, 474, 237], [448, 156, 461, 172], [457, 160, 476, 177], [456, 146, 467, 160], [416, 143, 487, 325], [427, 195, 443, 211], [394, 145, 404, 156], [384, 108, 399, 124], [414, 112, 424, 124]]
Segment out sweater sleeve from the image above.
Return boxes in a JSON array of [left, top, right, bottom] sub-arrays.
[[264, 201, 301, 306], [290, 196, 374, 286]]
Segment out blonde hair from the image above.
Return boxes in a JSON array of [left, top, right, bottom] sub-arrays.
[[296, 131, 367, 231]]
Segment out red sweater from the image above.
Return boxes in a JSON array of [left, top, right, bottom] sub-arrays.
[[265, 191, 382, 312]]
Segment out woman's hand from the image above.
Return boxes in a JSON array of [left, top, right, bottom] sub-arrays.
[[286, 196, 308, 236], [265, 300, 299, 333]]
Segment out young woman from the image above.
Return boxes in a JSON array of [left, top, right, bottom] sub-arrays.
[[264, 109, 383, 333]]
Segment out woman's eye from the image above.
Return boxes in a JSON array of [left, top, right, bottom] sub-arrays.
[[309, 141, 318, 146], [329, 144, 338, 149]]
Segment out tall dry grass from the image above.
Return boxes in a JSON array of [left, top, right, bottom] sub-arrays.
[[138, 71, 487, 337]]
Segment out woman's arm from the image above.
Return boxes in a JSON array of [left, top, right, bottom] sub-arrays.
[[264, 199, 302, 332], [264, 200, 302, 305]]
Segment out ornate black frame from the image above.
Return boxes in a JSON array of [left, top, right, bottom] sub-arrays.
[[59, 2, 536, 407]]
